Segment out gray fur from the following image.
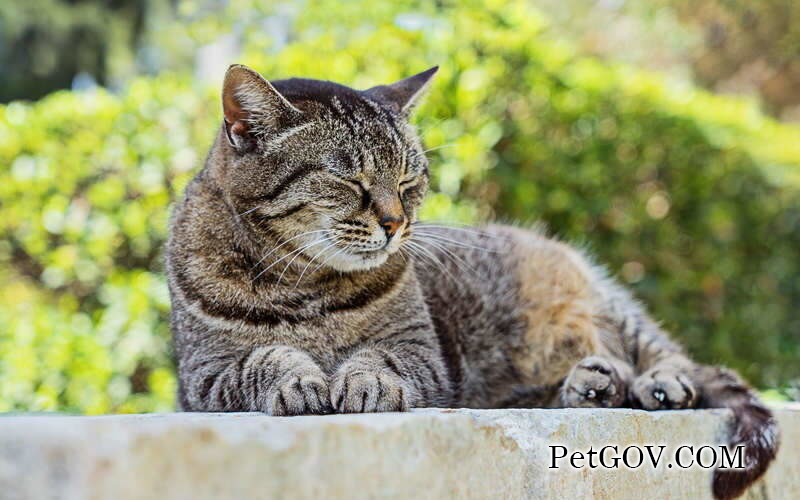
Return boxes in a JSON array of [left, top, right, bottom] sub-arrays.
[[167, 65, 777, 499]]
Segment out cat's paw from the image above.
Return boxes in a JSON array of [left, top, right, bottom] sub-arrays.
[[562, 356, 628, 408], [330, 368, 409, 413], [264, 372, 331, 416], [632, 367, 698, 410]]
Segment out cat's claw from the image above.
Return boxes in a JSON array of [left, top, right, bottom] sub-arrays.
[[265, 374, 332, 416], [562, 356, 627, 408], [632, 368, 697, 410], [330, 368, 410, 413]]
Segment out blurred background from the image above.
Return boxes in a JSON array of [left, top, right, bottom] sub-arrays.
[[1, 0, 798, 414]]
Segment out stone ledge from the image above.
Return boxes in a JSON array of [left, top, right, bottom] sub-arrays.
[[0, 406, 797, 499]]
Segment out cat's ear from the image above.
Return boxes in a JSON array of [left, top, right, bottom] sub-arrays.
[[221, 64, 301, 150], [365, 66, 438, 116]]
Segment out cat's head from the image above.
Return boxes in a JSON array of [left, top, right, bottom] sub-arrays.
[[214, 64, 436, 272]]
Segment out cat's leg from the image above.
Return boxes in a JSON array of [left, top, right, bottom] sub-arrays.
[[560, 355, 633, 408], [623, 314, 700, 410], [508, 236, 631, 408], [179, 339, 331, 416], [329, 325, 451, 413]]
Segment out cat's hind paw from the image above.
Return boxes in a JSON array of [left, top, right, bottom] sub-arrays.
[[631, 367, 698, 410], [561, 356, 628, 408]]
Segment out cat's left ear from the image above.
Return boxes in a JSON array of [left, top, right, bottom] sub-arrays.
[[365, 66, 438, 116], [221, 64, 302, 150]]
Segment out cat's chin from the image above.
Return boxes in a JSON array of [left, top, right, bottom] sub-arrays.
[[324, 250, 391, 272]]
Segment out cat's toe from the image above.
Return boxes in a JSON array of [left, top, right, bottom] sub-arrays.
[[267, 375, 332, 416], [632, 369, 697, 410], [331, 370, 409, 413], [562, 356, 627, 408]]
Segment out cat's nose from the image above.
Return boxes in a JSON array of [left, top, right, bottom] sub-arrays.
[[379, 216, 404, 238]]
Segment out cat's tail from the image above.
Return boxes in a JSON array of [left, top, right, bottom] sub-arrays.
[[694, 365, 780, 499]]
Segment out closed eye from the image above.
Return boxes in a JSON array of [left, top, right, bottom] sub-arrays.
[[339, 178, 371, 209], [342, 178, 367, 193]]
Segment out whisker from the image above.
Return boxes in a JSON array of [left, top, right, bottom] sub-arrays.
[[238, 204, 263, 217], [399, 242, 426, 268], [251, 229, 329, 271], [412, 222, 508, 240], [308, 241, 355, 276], [276, 238, 336, 285], [412, 235, 479, 275], [252, 236, 331, 283], [411, 143, 457, 159], [404, 240, 458, 283], [397, 247, 409, 264], [412, 230, 502, 253], [404, 241, 455, 281], [292, 239, 342, 289]]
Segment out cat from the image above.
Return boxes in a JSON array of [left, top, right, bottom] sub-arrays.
[[166, 64, 779, 499]]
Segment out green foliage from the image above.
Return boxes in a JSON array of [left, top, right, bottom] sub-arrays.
[[663, 0, 800, 118], [1, 0, 798, 413]]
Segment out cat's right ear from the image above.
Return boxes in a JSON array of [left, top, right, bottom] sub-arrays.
[[221, 64, 301, 151]]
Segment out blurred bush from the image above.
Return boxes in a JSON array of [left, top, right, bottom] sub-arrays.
[[664, 0, 800, 120], [1, 0, 798, 413]]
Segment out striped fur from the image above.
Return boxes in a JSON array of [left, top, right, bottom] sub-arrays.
[[166, 65, 777, 498]]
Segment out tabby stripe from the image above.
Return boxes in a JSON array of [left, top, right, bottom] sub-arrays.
[[375, 377, 385, 402], [382, 111, 404, 147], [278, 392, 288, 414], [237, 352, 251, 386], [379, 350, 405, 378], [502, 349, 523, 380], [253, 352, 269, 406], [261, 348, 281, 388], [224, 372, 242, 410], [199, 371, 222, 403], [400, 349, 439, 392], [248, 165, 322, 203], [393, 338, 431, 349], [334, 102, 359, 139], [409, 349, 442, 388], [401, 323, 430, 334], [252, 202, 308, 222], [360, 187, 372, 211], [224, 375, 242, 410], [411, 366, 432, 400], [173, 261, 310, 326], [630, 315, 642, 368], [239, 350, 260, 399], [336, 376, 349, 409], [211, 371, 229, 409], [325, 269, 404, 313]]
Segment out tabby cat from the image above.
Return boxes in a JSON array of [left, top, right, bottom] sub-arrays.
[[166, 64, 778, 499]]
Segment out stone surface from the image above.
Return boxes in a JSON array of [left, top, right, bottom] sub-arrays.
[[0, 406, 797, 499]]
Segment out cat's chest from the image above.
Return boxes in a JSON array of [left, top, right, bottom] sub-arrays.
[[229, 311, 384, 367]]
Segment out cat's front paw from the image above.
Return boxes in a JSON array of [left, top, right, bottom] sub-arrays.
[[632, 367, 698, 410], [330, 367, 409, 413], [562, 356, 628, 408], [264, 372, 331, 416]]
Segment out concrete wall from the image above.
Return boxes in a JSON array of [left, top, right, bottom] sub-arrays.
[[0, 406, 797, 499]]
